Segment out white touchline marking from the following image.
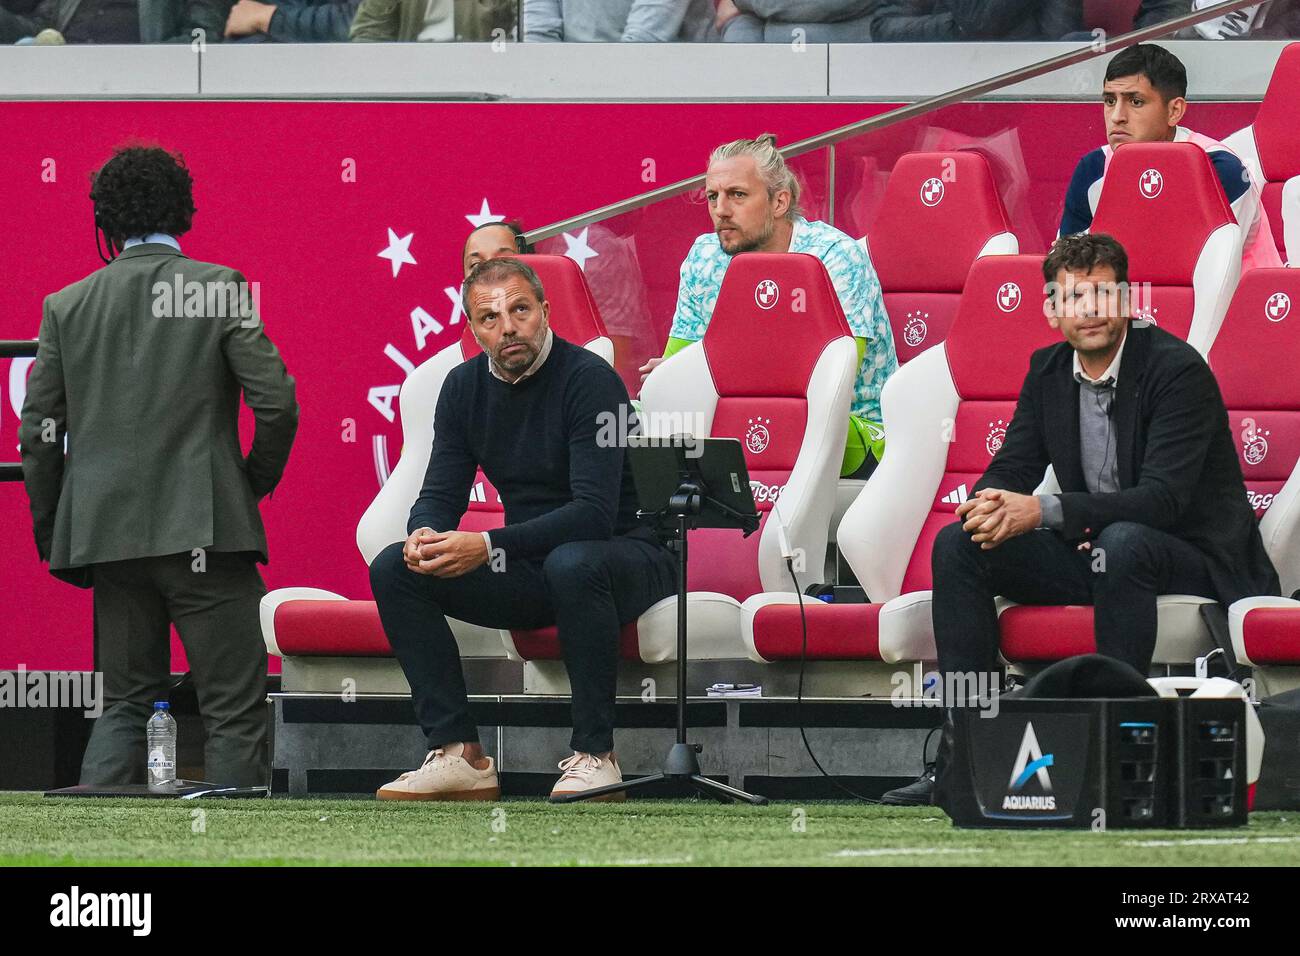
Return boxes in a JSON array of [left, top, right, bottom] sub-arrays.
[[609, 856, 695, 866], [1123, 836, 1300, 848], [830, 847, 986, 858]]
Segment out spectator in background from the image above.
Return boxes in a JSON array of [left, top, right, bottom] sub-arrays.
[[222, 0, 361, 41], [1256, 0, 1300, 36], [1185, 0, 1269, 37], [351, 0, 514, 42], [715, 0, 873, 40], [1, 0, 224, 43], [1135, 1, 1189, 28], [867, 0, 1082, 40], [1128, 1, 1281, 37], [1059, 44, 1282, 272], [641, 134, 897, 479], [524, 0, 713, 41]]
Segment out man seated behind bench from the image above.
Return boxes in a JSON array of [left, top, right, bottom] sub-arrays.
[[640, 134, 899, 478]]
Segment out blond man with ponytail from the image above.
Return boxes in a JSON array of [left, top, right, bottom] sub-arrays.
[[641, 133, 898, 478]]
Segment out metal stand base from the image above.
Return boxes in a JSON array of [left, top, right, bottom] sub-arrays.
[[551, 474, 767, 806], [549, 744, 768, 805]]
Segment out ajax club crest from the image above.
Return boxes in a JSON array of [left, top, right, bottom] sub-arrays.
[[746, 417, 772, 454], [903, 311, 929, 348], [1242, 418, 1270, 466], [986, 419, 1007, 456]]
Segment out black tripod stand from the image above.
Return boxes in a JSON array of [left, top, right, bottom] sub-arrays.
[[551, 439, 769, 805]]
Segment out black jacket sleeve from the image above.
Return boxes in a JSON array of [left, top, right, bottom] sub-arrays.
[[866, 2, 958, 40], [1055, 354, 1223, 540], [1135, 0, 1191, 29], [0, 0, 51, 41], [973, 349, 1052, 497], [947, 0, 1036, 35], [267, 0, 362, 41]]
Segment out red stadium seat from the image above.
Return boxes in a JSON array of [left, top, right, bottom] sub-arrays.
[[260, 255, 614, 662], [1218, 270, 1300, 687], [1089, 142, 1242, 353], [999, 153, 1243, 664], [742, 256, 1060, 664], [829, 152, 1019, 543], [1003, 269, 1300, 671], [1223, 42, 1300, 266], [863, 151, 1018, 365], [505, 253, 858, 666]]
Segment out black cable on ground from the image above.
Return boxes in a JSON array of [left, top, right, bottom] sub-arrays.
[[786, 555, 880, 804]]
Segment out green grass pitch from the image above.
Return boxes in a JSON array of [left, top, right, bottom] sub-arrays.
[[1, 793, 1297, 866]]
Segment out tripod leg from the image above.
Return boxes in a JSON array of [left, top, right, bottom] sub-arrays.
[[690, 775, 769, 806], [549, 772, 668, 804]]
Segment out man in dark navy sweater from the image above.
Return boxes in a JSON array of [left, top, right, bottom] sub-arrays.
[[1058, 44, 1281, 273], [370, 257, 677, 802]]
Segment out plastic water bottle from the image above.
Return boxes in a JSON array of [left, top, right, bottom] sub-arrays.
[[146, 701, 177, 792]]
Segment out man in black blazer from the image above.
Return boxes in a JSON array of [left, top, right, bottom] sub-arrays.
[[882, 233, 1279, 804], [19, 145, 298, 787]]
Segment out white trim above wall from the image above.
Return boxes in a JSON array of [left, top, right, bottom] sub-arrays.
[[828, 41, 1292, 101], [0, 41, 1290, 102], [0, 45, 199, 97]]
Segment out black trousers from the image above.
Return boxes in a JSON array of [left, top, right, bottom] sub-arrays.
[[932, 520, 1218, 679], [369, 530, 678, 755], [80, 550, 269, 787]]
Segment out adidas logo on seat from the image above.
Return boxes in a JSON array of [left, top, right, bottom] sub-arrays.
[[940, 483, 969, 506], [470, 481, 493, 504]]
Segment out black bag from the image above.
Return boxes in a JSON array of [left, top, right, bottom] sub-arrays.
[[934, 655, 1156, 815], [1254, 687, 1300, 811]]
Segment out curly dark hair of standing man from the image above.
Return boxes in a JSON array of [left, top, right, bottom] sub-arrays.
[[89, 145, 197, 254]]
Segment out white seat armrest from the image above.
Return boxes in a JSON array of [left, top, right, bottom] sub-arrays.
[[740, 591, 804, 663], [1228, 595, 1300, 667], [878, 590, 934, 664], [259, 587, 347, 657]]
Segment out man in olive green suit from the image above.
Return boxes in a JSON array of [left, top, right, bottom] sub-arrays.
[[19, 146, 298, 787]]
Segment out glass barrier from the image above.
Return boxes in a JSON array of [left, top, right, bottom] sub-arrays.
[[2, 0, 1295, 45], [527, 79, 1272, 393], [713, 0, 1293, 43]]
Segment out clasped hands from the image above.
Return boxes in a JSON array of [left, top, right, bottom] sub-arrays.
[[403, 528, 488, 577], [955, 488, 1041, 550]]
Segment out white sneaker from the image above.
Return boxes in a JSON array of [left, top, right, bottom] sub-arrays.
[[550, 752, 625, 802], [376, 743, 500, 801]]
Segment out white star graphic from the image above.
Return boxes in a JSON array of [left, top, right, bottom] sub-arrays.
[[466, 199, 505, 229], [377, 228, 416, 278], [562, 228, 599, 271]]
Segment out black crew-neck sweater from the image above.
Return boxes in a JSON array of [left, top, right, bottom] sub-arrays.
[[407, 335, 642, 558]]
